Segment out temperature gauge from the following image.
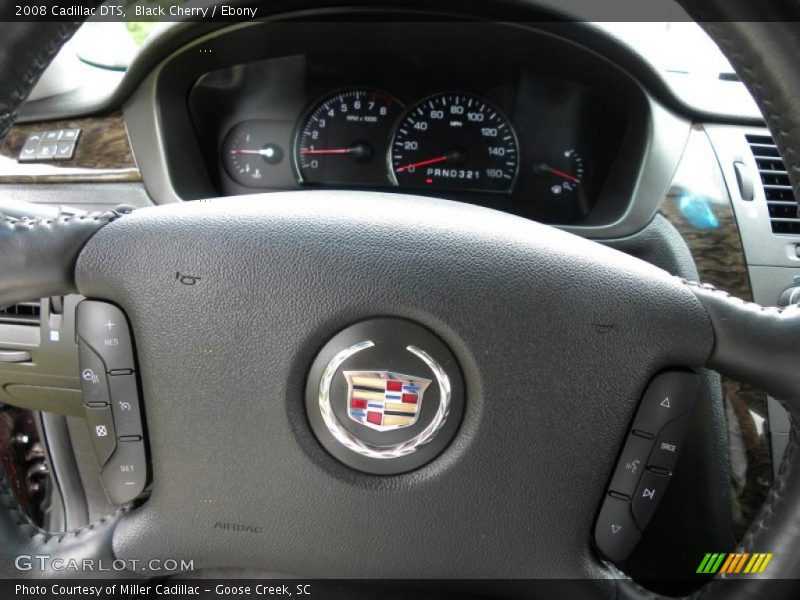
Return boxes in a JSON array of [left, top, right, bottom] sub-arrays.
[[534, 149, 585, 198], [222, 121, 288, 188]]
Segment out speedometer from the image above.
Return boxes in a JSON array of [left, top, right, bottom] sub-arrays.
[[389, 93, 519, 193]]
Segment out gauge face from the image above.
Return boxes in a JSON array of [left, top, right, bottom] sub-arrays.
[[534, 149, 585, 198], [294, 89, 403, 186], [389, 93, 519, 193], [222, 124, 286, 187]]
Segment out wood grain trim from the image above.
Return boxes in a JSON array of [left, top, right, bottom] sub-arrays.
[[0, 113, 140, 183], [660, 194, 753, 301]]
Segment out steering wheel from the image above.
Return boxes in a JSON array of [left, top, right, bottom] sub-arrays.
[[2, 3, 800, 598]]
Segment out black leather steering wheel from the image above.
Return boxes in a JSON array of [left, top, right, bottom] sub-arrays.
[[2, 3, 800, 598]]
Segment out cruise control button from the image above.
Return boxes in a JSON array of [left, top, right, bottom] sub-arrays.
[[632, 371, 699, 436], [631, 469, 671, 530], [648, 412, 691, 473], [78, 340, 111, 406], [102, 440, 147, 504], [108, 374, 143, 438], [76, 301, 135, 372], [609, 433, 654, 497], [85, 405, 117, 467], [595, 495, 641, 562]]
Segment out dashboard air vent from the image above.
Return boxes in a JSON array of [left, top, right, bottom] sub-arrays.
[[0, 301, 41, 326], [746, 134, 800, 234]]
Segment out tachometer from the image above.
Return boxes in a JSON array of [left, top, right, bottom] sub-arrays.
[[389, 93, 519, 193], [294, 89, 403, 186]]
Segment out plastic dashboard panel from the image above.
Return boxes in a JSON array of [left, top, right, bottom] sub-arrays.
[[123, 15, 692, 238]]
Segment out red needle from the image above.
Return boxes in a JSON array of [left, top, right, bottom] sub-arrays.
[[395, 155, 448, 173], [300, 148, 353, 155], [231, 149, 264, 155], [543, 165, 580, 183]]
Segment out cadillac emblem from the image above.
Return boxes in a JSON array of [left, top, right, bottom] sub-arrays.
[[305, 318, 464, 474], [344, 371, 431, 431]]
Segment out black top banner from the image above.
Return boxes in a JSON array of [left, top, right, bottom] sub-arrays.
[[0, 0, 767, 23]]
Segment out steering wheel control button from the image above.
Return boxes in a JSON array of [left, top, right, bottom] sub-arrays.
[[85, 405, 117, 467], [596, 370, 698, 561], [76, 300, 135, 372], [108, 374, 143, 438], [631, 371, 700, 437], [101, 439, 147, 505], [647, 412, 691, 473], [608, 433, 654, 498], [306, 318, 464, 475], [594, 495, 641, 562], [77, 300, 148, 503], [78, 340, 111, 406], [631, 469, 671, 530]]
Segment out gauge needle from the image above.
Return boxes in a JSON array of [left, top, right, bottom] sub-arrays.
[[395, 155, 448, 173], [300, 148, 353, 155], [231, 148, 274, 155], [539, 164, 580, 183]]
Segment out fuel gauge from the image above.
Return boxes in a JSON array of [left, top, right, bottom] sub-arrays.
[[534, 149, 585, 198]]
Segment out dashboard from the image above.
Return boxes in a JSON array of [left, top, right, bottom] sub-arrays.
[[182, 21, 643, 225]]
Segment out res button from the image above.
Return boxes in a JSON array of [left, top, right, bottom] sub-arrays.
[[76, 301, 135, 372]]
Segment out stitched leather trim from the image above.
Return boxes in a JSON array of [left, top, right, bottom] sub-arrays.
[[0, 22, 83, 146], [0, 467, 127, 545]]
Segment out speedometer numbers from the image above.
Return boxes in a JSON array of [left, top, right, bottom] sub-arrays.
[[295, 89, 403, 186], [390, 93, 519, 193]]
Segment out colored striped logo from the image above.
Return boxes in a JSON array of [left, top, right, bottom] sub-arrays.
[[696, 552, 773, 574], [343, 370, 431, 432]]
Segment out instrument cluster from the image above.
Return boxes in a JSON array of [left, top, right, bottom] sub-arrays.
[[219, 85, 595, 208], [190, 38, 632, 224], [225, 89, 527, 195]]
